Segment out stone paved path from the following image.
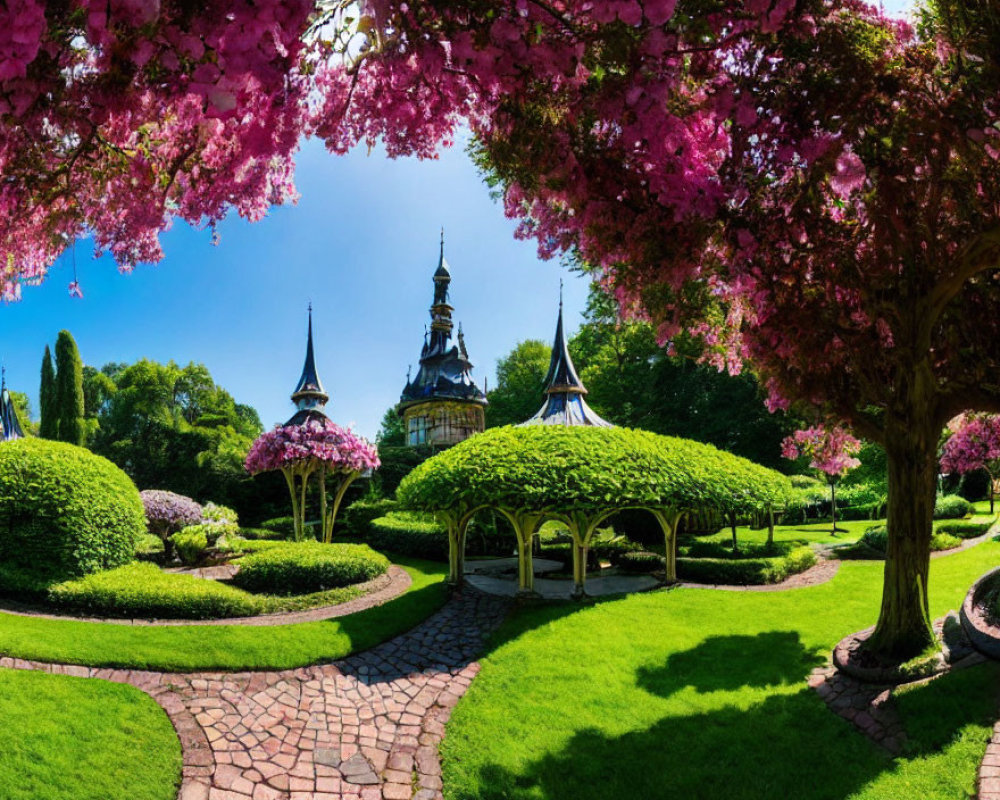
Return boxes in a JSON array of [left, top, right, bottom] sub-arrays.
[[2, 587, 510, 800]]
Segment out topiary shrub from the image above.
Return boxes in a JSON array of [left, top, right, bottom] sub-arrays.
[[934, 494, 972, 520], [140, 490, 203, 556], [238, 527, 287, 541], [201, 502, 239, 545], [936, 520, 994, 539], [617, 551, 664, 573], [339, 498, 398, 537], [677, 545, 816, 585], [49, 562, 263, 619], [361, 512, 449, 560], [0, 439, 145, 578], [232, 542, 390, 595], [858, 525, 888, 552], [929, 531, 962, 552], [171, 527, 209, 566]]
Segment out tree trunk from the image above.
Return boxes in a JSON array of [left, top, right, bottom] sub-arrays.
[[830, 480, 837, 535], [730, 512, 738, 553], [866, 416, 938, 660]]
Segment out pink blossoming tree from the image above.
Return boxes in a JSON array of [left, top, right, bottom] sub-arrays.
[[6, 1, 1000, 660], [782, 427, 862, 535], [941, 414, 1000, 514], [245, 418, 379, 542], [315, 1, 1000, 661]]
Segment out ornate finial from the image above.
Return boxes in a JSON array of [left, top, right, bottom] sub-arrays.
[[308, 300, 312, 314], [1, 365, 5, 391], [559, 278, 564, 310], [407, 365, 412, 383]]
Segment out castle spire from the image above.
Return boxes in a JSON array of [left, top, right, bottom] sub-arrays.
[[288, 304, 330, 424], [520, 287, 612, 427]]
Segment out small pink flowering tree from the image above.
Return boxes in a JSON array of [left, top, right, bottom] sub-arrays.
[[941, 414, 1000, 514], [245, 418, 380, 543], [783, 427, 862, 535]]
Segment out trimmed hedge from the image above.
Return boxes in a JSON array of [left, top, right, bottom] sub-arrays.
[[232, 543, 389, 595], [936, 520, 995, 539], [618, 551, 664, 573], [934, 494, 972, 520], [360, 512, 449, 560], [339, 499, 399, 537], [238, 527, 287, 541], [171, 527, 208, 566], [0, 439, 145, 578], [680, 540, 795, 560], [49, 562, 262, 619], [677, 545, 816, 585]]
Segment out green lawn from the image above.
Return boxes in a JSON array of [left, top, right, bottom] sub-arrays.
[[704, 518, 878, 546], [0, 669, 180, 800], [0, 557, 448, 671], [442, 540, 1000, 800]]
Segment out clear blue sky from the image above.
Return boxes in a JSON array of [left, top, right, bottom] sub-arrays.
[[0, 134, 588, 438], [0, 2, 914, 438]]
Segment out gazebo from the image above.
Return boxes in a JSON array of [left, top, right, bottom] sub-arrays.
[[397, 425, 792, 597]]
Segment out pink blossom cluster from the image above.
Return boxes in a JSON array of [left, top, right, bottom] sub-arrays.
[[0, 0, 313, 298], [941, 413, 1000, 477], [140, 489, 204, 538], [782, 426, 861, 479], [245, 418, 380, 476]]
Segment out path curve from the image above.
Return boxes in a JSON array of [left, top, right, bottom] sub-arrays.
[[0, 565, 412, 627], [2, 586, 510, 800]]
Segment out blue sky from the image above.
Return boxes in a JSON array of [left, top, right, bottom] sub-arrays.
[[0, 134, 587, 438], [0, 1, 913, 439]]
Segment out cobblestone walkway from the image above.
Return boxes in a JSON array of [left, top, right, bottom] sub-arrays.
[[1, 588, 510, 800]]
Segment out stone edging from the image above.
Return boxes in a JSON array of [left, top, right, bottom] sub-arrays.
[[0, 565, 412, 627]]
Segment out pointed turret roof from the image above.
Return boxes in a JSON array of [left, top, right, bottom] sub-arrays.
[[0, 368, 24, 441], [434, 228, 451, 280], [520, 288, 613, 428], [399, 235, 486, 412], [287, 305, 330, 426]]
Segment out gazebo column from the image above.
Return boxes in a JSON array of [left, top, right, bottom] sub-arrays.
[[651, 508, 684, 583], [500, 509, 545, 597], [442, 507, 480, 586], [563, 510, 615, 600]]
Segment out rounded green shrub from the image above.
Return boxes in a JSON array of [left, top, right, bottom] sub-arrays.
[[929, 531, 962, 552], [0, 439, 144, 578], [936, 520, 994, 539], [677, 545, 816, 585], [49, 562, 262, 619], [363, 512, 449, 560], [171, 527, 208, 566], [617, 551, 664, 573], [398, 426, 793, 517], [233, 542, 390, 595], [858, 525, 888, 552], [934, 494, 972, 520], [340, 498, 399, 537]]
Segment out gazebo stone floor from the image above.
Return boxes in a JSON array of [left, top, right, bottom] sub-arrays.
[[463, 557, 661, 599]]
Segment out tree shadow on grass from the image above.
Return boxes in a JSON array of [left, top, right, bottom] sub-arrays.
[[456, 658, 1000, 800], [636, 631, 828, 697]]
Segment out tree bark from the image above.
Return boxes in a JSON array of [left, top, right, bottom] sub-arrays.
[[866, 415, 939, 660], [830, 480, 838, 535]]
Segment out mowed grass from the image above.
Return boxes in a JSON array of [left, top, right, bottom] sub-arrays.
[[703, 518, 878, 546], [0, 557, 447, 671], [442, 540, 1000, 800], [0, 669, 180, 800]]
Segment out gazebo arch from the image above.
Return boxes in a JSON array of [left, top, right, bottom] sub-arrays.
[[397, 426, 792, 598]]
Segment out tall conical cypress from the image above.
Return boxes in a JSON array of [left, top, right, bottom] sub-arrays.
[[55, 331, 85, 446], [39, 345, 58, 439]]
